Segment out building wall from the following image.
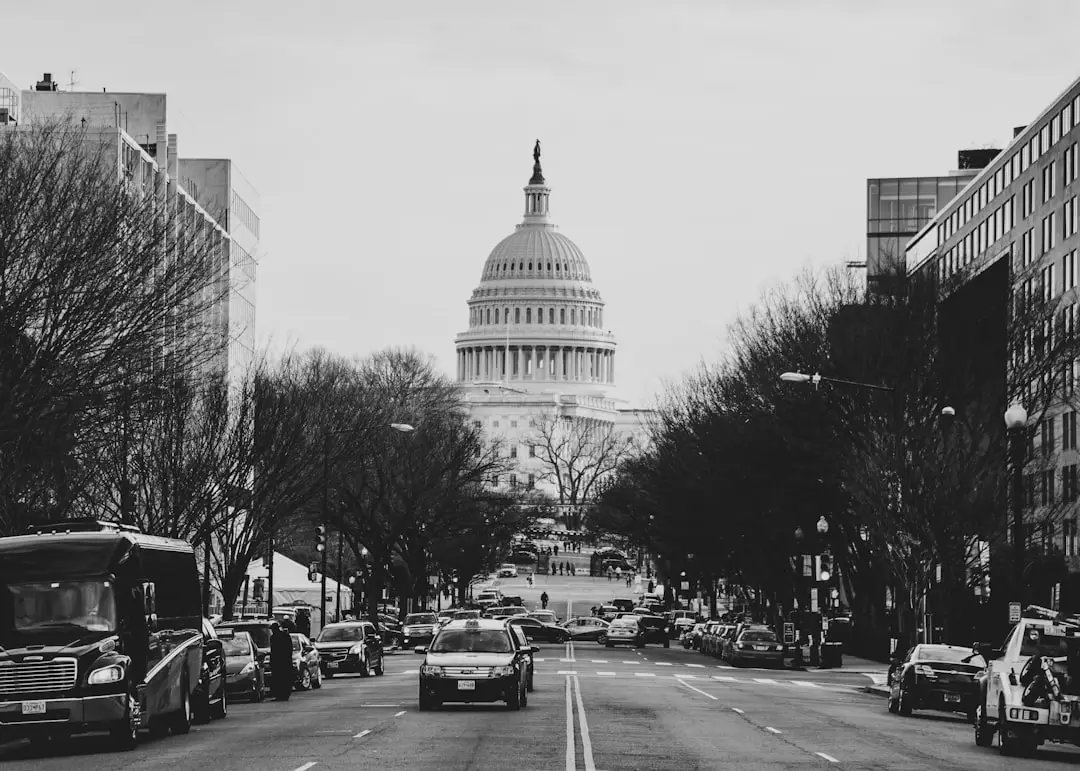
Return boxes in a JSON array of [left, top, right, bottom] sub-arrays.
[[21, 90, 167, 156]]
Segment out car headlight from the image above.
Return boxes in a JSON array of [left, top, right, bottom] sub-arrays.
[[240, 662, 255, 676], [350, 644, 365, 655], [88, 664, 125, 685], [420, 665, 444, 677], [491, 665, 514, 677]]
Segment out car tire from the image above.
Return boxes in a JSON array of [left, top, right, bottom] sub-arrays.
[[172, 683, 193, 735], [664, 639, 670, 649], [527, 672, 534, 692], [299, 668, 312, 691], [998, 695, 1037, 756], [974, 702, 994, 747], [897, 680, 913, 716], [312, 668, 323, 689], [374, 656, 384, 677], [211, 686, 227, 720], [887, 692, 899, 714], [359, 656, 371, 677], [507, 682, 522, 710]]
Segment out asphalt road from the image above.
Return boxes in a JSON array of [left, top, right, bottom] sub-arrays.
[[6, 575, 1080, 769]]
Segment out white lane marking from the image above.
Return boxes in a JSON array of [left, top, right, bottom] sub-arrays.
[[687, 663, 705, 668], [560, 658, 574, 662], [635, 672, 656, 677], [558, 670, 578, 675], [621, 661, 637, 664], [712, 675, 738, 682], [565, 676, 575, 771], [732, 708, 745, 714], [353, 729, 371, 739], [765, 727, 782, 734], [791, 681, 818, 688], [597, 671, 616, 676], [816, 752, 839, 763], [674, 674, 699, 680], [573, 676, 596, 771], [394, 710, 406, 717], [358, 704, 401, 707], [656, 662, 673, 666], [292, 764, 318, 771], [534, 658, 546, 662], [678, 679, 718, 700], [754, 678, 778, 684], [590, 659, 608, 663]]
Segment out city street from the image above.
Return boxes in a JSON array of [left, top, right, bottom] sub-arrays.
[[5, 575, 1080, 770]]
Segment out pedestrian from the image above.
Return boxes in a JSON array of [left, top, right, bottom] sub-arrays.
[[554, 544, 559, 557], [541, 591, 549, 610], [269, 622, 294, 701]]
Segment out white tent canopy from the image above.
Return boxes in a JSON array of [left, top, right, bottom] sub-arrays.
[[246, 552, 352, 628]]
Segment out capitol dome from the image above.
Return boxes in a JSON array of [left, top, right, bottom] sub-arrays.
[[454, 142, 616, 394]]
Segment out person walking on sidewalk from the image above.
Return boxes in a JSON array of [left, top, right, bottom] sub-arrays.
[[541, 591, 549, 610]]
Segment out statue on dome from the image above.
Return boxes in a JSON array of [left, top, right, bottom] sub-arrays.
[[530, 139, 545, 185]]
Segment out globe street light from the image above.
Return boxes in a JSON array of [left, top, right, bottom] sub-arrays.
[[816, 516, 829, 535], [1004, 402, 1028, 608]]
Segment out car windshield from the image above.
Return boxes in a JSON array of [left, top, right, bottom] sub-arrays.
[[223, 637, 252, 657], [291, 635, 302, 651], [405, 614, 437, 625], [6, 579, 118, 636], [453, 611, 481, 620], [431, 630, 513, 653], [917, 645, 980, 663], [741, 631, 778, 642], [224, 625, 271, 649], [317, 625, 365, 642]]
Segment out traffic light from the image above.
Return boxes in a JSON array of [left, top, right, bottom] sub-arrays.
[[818, 554, 832, 582], [316, 524, 327, 553]]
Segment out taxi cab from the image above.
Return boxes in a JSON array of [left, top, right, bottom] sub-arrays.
[[417, 619, 536, 710]]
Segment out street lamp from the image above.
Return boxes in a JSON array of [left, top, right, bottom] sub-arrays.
[[816, 516, 829, 535], [1004, 402, 1028, 608]]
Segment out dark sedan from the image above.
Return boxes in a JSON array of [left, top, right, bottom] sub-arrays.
[[507, 615, 571, 643], [220, 629, 264, 701], [888, 643, 985, 718], [635, 615, 671, 648]]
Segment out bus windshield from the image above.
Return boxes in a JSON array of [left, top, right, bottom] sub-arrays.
[[5, 579, 118, 638]]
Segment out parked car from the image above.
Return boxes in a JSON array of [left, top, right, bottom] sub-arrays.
[[314, 621, 385, 678], [683, 623, 706, 650], [507, 616, 571, 643], [220, 629, 264, 701], [291, 633, 323, 690], [889, 643, 984, 718], [727, 626, 785, 668], [194, 618, 229, 723]]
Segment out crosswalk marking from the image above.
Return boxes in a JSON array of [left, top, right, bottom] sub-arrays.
[[686, 663, 705, 668], [754, 678, 779, 685], [557, 670, 577, 675], [713, 675, 738, 682], [791, 681, 819, 688]]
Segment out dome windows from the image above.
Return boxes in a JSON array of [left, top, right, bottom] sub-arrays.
[[560, 308, 566, 324], [526, 308, 532, 323]]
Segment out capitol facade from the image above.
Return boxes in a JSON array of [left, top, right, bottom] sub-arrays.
[[453, 143, 651, 517]]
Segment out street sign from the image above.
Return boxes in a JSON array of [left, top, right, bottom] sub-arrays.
[[680, 581, 690, 591], [783, 622, 795, 644], [1009, 601, 1021, 623]]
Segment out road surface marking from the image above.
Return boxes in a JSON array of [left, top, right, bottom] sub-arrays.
[[656, 662, 673, 666], [353, 729, 371, 739], [573, 675, 596, 771], [635, 672, 656, 677], [565, 677, 575, 771], [678, 679, 718, 700], [590, 659, 608, 663], [558, 670, 578, 675], [791, 681, 818, 688], [754, 678, 779, 684], [560, 658, 574, 662], [687, 663, 705, 668], [315, 730, 352, 734], [534, 658, 546, 662], [712, 676, 738, 682], [597, 671, 616, 676], [621, 661, 637, 664], [358, 704, 401, 707], [865, 673, 888, 686], [674, 674, 699, 680], [732, 708, 745, 714], [394, 710, 406, 717], [816, 752, 839, 763], [765, 727, 782, 734], [292, 764, 318, 771]]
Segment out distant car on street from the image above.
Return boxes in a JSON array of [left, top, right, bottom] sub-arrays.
[[727, 626, 784, 668], [498, 563, 519, 578]]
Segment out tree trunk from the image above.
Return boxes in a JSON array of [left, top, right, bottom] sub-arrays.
[[220, 556, 253, 621]]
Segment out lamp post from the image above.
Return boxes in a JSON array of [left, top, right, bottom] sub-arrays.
[[1004, 402, 1028, 609]]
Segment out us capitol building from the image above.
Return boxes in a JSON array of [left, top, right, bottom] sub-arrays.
[[453, 142, 651, 513]]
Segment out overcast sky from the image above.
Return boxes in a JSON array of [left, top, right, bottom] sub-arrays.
[[6, 0, 1079, 407]]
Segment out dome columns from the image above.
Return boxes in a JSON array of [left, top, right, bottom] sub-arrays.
[[456, 343, 615, 386]]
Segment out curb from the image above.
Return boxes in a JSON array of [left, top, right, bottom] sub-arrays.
[[863, 685, 890, 697]]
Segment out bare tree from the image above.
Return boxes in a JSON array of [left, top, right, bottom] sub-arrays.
[[0, 118, 228, 535], [529, 409, 638, 509]]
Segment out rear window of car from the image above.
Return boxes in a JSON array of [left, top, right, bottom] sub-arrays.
[[638, 617, 666, 628], [223, 624, 271, 648], [405, 614, 437, 625], [740, 630, 778, 642], [612, 617, 639, 628]]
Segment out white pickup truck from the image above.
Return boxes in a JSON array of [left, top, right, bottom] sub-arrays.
[[974, 610, 1080, 756]]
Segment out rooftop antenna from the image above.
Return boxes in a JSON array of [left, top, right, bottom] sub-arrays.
[[67, 70, 79, 90]]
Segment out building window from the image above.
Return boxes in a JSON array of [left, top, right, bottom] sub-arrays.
[[1067, 252, 1078, 291], [1069, 143, 1080, 184], [528, 474, 535, 489], [526, 308, 532, 323], [473, 420, 482, 429], [510, 475, 519, 489], [1065, 517, 1078, 556], [1043, 263, 1057, 302], [492, 420, 500, 428], [1023, 180, 1033, 219], [486, 309, 491, 324], [1067, 198, 1078, 240], [1065, 361, 1077, 398], [515, 307, 521, 324], [1043, 212, 1057, 254], [510, 420, 518, 428], [560, 308, 566, 324], [495, 308, 500, 324], [529, 444, 536, 458], [1065, 411, 1078, 450], [571, 309, 576, 325], [510, 445, 517, 458], [549, 308, 555, 324], [1043, 469, 1056, 506], [1042, 418, 1056, 455], [1044, 160, 1058, 203]]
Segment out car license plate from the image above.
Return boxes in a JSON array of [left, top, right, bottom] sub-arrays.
[[457, 680, 476, 691], [327, 661, 339, 671], [754, 645, 769, 651], [21, 701, 46, 715], [944, 694, 961, 703]]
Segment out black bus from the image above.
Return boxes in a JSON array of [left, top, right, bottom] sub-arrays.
[[0, 519, 205, 749]]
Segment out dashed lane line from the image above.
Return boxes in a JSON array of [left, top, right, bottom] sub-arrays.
[[394, 710, 406, 717], [732, 708, 745, 714], [558, 670, 578, 675], [765, 727, 782, 734], [292, 764, 318, 771], [353, 729, 371, 739], [678, 679, 718, 701], [597, 672, 616, 676], [635, 672, 656, 677], [816, 752, 839, 763], [656, 662, 673, 666], [686, 663, 705, 668]]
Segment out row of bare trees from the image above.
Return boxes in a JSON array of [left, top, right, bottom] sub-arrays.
[[594, 260, 1080, 655]]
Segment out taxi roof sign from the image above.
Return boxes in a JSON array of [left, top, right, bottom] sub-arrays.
[[465, 620, 481, 628]]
